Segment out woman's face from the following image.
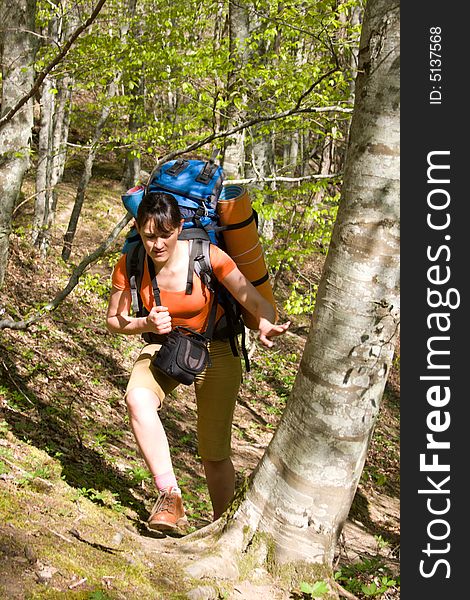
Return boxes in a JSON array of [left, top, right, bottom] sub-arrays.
[[138, 217, 183, 264]]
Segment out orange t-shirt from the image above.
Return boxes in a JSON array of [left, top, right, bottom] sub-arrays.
[[111, 244, 237, 333]]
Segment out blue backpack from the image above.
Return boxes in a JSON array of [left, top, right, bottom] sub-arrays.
[[123, 155, 224, 244], [121, 154, 250, 369]]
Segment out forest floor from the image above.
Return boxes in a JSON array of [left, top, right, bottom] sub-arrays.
[[0, 166, 400, 600]]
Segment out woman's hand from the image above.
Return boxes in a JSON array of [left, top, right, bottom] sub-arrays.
[[258, 317, 291, 348], [145, 305, 172, 335]]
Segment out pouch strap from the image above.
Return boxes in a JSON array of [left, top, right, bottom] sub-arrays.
[[185, 240, 196, 295], [147, 255, 162, 306], [146, 252, 218, 341], [127, 242, 147, 315], [203, 281, 219, 341]]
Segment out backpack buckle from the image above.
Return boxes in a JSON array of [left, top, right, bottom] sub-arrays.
[[196, 160, 218, 184], [167, 159, 189, 176]]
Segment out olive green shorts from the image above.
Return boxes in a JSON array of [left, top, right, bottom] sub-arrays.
[[126, 339, 242, 461]]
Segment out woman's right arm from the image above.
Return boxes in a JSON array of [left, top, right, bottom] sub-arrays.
[[106, 287, 172, 335], [106, 286, 147, 334]]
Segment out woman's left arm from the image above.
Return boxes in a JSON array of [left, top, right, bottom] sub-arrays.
[[221, 267, 290, 348]]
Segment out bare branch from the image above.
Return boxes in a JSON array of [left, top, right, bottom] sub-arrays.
[[0, 0, 108, 129], [227, 173, 342, 185], [0, 212, 131, 331], [148, 104, 352, 181], [0, 359, 35, 404]]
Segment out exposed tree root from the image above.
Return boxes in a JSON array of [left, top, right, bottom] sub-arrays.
[[331, 580, 360, 600], [144, 520, 340, 599]]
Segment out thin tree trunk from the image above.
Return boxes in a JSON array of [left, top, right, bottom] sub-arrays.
[[339, 1, 362, 97], [48, 73, 74, 230], [241, 4, 277, 239], [222, 0, 250, 178], [310, 131, 334, 207], [289, 131, 300, 171], [120, 0, 142, 191], [121, 123, 142, 190], [0, 0, 37, 287], [246, 131, 275, 239], [51, 77, 72, 186], [54, 77, 73, 183], [184, 0, 400, 582], [281, 15, 307, 178], [33, 76, 55, 247], [33, 6, 77, 254], [121, 75, 144, 191], [62, 80, 118, 261], [52, 4, 80, 187], [211, 0, 226, 134]]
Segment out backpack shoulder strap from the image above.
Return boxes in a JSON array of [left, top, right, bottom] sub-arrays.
[[185, 238, 250, 370], [126, 241, 147, 316], [186, 239, 215, 294]]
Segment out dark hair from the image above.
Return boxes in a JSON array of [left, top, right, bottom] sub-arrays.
[[136, 191, 182, 233]]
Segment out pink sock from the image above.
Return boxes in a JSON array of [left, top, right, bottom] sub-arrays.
[[154, 470, 179, 492]]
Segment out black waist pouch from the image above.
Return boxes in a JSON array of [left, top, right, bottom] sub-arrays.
[[151, 326, 210, 385]]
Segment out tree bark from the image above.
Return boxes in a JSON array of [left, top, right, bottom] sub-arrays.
[[121, 112, 142, 191], [0, 0, 106, 130], [182, 0, 400, 583], [0, 0, 37, 287], [311, 130, 334, 207]]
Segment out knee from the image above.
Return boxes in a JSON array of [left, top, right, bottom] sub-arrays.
[[125, 387, 160, 416], [125, 388, 140, 414], [202, 457, 226, 466], [202, 457, 233, 472]]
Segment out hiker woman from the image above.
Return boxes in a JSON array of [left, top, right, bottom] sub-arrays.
[[106, 191, 289, 532]]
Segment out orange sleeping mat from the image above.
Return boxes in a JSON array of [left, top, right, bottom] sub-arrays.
[[217, 185, 277, 329]]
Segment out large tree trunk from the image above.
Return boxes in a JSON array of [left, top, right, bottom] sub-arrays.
[[0, 0, 37, 287], [180, 0, 400, 585]]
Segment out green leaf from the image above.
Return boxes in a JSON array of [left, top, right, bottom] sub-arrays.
[[361, 582, 378, 596], [233, 95, 244, 110], [300, 580, 328, 596]]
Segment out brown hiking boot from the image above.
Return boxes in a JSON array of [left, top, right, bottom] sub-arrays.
[[147, 488, 188, 532]]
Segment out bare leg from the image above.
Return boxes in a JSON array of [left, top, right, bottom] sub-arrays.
[[126, 387, 173, 477], [202, 457, 235, 520]]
